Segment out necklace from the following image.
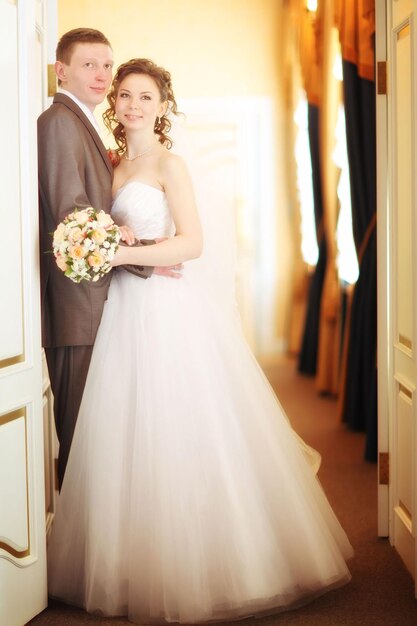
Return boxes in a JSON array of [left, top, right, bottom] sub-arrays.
[[124, 144, 156, 161]]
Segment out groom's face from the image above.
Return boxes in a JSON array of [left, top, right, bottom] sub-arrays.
[[55, 42, 114, 112]]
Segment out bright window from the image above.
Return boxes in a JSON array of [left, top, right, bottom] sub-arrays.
[[333, 53, 359, 285], [333, 106, 359, 284], [294, 95, 319, 266]]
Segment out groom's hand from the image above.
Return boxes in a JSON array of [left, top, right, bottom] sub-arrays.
[[153, 237, 183, 279], [154, 264, 183, 279]]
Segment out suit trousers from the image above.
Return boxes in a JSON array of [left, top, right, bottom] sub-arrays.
[[45, 345, 94, 490]]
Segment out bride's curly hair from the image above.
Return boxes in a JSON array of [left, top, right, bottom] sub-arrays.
[[103, 58, 179, 153]]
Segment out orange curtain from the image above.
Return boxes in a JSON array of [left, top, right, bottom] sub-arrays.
[[334, 0, 377, 459], [284, 2, 312, 355], [335, 0, 375, 79], [286, 0, 375, 400], [314, 0, 343, 395], [289, 0, 343, 391], [298, 3, 322, 106], [296, 2, 329, 375]]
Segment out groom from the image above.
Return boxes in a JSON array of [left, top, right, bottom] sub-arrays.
[[38, 28, 177, 489]]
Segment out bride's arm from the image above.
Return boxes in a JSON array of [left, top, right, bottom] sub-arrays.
[[112, 154, 203, 267]]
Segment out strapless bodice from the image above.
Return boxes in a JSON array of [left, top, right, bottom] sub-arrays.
[[111, 180, 175, 239]]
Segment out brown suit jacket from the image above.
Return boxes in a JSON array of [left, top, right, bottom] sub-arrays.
[[38, 93, 151, 348]]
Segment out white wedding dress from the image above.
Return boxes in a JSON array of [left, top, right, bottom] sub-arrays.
[[47, 180, 353, 624]]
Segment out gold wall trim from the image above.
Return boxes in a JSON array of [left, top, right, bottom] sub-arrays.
[[0, 407, 25, 426], [0, 540, 30, 559], [48, 64, 57, 97], [398, 334, 412, 350], [378, 452, 389, 485], [0, 352, 25, 370], [0, 407, 30, 559], [377, 61, 387, 95], [398, 383, 413, 399], [397, 23, 410, 40], [399, 499, 412, 521]]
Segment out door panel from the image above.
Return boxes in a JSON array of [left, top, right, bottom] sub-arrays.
[[394, 22, 413, 346], [376, 0, 389, 538], [0, 1, 48, 623], [383, 0, 417, 588], [391, 13, 415, 579]]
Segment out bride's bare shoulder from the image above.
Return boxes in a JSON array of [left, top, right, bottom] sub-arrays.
[[158, 149, 186, 168], [158, 149, 189, 180]]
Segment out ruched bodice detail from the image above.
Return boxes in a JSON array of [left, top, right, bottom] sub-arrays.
[[112, 180, 175, 240]]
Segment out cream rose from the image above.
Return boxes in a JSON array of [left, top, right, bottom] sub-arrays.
[[53, 223, 66, 245], [96, 211, 113, 228], [75, 210, 91, 225], [55, 255, 68, 271], [68, 226, 83, 242], [91, 228, 107, 245]]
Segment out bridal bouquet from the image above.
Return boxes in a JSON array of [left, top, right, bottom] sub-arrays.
[[52, 207, 121, 283]]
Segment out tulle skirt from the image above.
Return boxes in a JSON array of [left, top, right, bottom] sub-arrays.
[[47, 268, 353, 623]]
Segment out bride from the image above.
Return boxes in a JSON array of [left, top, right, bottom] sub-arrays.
[[47, 58, 353, 624]]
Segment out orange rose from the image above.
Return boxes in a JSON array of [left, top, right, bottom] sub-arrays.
[[69, 244, 87, 260], [87, 251, 104, 268]]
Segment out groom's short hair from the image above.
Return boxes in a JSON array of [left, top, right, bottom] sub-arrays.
[[56, 28, 111, 65]]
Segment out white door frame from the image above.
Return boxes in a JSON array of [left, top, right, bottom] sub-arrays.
[[0, 0, 51, 623], [378, 0, 417, 591], [376, 0, 390, 539]]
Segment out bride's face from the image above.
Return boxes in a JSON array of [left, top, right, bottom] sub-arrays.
[[115, 73, 166, 132]]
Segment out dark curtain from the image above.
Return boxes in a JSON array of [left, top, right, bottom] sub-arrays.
[[298, 104, 327, 375], [341, 60, 377, 462]]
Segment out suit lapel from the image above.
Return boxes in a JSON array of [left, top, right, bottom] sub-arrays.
[[53, 93, 113, 178]]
